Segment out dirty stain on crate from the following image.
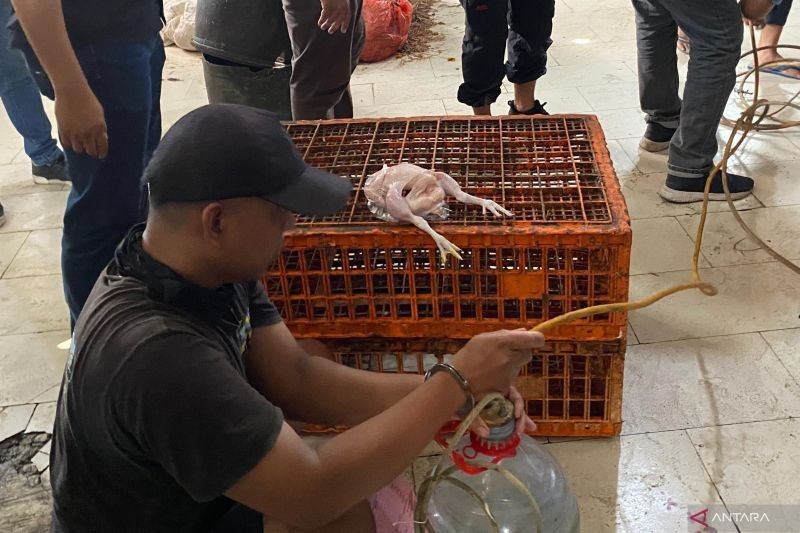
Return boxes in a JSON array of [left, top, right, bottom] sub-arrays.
[[265, 116, 631, 341]]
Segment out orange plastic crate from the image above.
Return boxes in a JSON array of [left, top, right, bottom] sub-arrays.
[[309, 337, 625, 437], [265, 115, 631, 341]]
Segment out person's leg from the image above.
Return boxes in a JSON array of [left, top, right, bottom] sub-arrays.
[[758, 0, 799, 77], [283, 0, 364, 120], [507, 0, 554, 115], [0, 0, 63, 170], [631, 0, 682, 152], [659, 0, 752, 201], [140, 36, 166, 220], [61, 39, 159, 326], [332, 0, 365, 119], [457, 0, 509, 115]]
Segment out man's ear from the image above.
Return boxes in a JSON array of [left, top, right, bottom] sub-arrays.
[[200, 202, 225, 247]]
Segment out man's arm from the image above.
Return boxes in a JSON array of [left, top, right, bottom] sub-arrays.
[[229, 330, 544, 529], [227, 373, 462, 529], [245, 323, 423, 426], [11, 0, 108, 157]]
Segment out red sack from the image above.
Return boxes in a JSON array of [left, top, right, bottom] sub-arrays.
[[360, 0, 414, 63]]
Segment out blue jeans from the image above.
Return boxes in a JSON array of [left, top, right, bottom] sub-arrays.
[[0, 0, 61, 166], [632, 0, 742, 178], [62, 36, 165, 326]]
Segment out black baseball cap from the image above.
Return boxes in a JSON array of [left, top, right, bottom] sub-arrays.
[[144, 104, 352, 216]]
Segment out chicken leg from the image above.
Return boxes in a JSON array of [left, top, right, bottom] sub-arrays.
[[385, 182, 463, 264], [434, 172, 514, 217]]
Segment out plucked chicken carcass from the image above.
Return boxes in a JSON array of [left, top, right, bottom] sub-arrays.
[[363, 163, 512, 263]]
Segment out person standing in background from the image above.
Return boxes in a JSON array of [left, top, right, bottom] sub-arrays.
[[9, 0, 165, 327], [282, 0, 365, 119], [457, 0, 555, 116], [0, 0, 67, 188], [633, 0, 775, 203]]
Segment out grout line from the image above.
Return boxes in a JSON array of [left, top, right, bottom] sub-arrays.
[[630, 327, 800, 346], [626, 320, 640, 344], [615, 416, 798, 439], [0, 328, 71, 338], [0, 230, 30, 279], [759, 331, 800, 389], [683, 428, 736, 523]]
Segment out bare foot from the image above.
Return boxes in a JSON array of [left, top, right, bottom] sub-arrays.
[[756, 51, 800, 79]]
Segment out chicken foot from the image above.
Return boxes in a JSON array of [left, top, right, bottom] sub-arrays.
[[434, 172, 514, 217], [386, 182, 464, 264]]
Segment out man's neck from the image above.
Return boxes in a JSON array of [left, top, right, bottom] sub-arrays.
[[141, 226, 224, 288]]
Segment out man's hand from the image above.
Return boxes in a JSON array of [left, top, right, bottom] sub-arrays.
[[318, 0, 351, 34], [11, 0, 107, 158], [740, 0, 773, 27], [55, 84, 108, 159], [452, 329, 545, 399], [469, 385, 537, 438]]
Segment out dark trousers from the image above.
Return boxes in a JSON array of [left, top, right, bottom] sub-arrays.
[[62, 36, 165, 327], [282, 0, 365, 120], [458, 0, 555, 107], [767, 0, 792, 26], [633, 0, 742, 177]]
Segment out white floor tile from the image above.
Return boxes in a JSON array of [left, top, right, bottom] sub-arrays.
[[0, 191, 68, 234], [373, 77, 461, 106], [31, 452, 49, 473], [354, 100, 448, 118], [676, 206, 800, 267], [578, 81, 640, 112], [0, 164, 63, 197], [688, 419, 800, 506], [631, 217, 710, 275], [0, 275, 69, 335], [26, 402, 57, 434], [550, 41, 638, 68], [628, 262, 800, 343], [0, 404, 35, 441], [595, 108, 647, 140], [4, 229, 62, 279], [0, 331, 69, 407], [0, 232, 27, 278], [547, 431, 722, 533], [761, 328, 800, 384], [622, 334, 800, 434]]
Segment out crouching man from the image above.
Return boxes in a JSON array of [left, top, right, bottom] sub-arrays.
[[49, 104, 543, 532]]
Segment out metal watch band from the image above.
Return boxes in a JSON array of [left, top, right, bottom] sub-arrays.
[[424, 362, 476, 418]]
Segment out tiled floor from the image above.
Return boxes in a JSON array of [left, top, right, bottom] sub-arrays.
[[1, 0, 799, 530]]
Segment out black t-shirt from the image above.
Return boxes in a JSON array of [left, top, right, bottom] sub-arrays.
[[7, 0, 162, 49], [50, 226, 284, 532], [61, 0, 162, 47]]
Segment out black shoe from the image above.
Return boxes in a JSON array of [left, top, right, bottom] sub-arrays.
[[639, 123, 677, 152], [659, 172, 754, 203], [508, 100, 549, 116], [0, 201, 5, 228], [32, 154, 69, 185]]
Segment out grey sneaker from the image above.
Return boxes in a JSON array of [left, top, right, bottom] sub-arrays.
[[32, 154, 70, 185], [0, 201, 6, 227]]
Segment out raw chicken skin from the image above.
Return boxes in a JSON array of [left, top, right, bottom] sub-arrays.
[[363, 163, 512, 264]]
